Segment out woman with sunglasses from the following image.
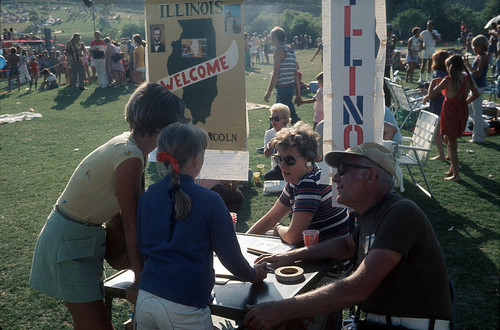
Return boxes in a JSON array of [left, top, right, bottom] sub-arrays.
[[263, 103, 290, 180], [248, 122, 351, 246]]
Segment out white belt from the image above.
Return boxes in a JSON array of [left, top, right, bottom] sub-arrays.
[[366, 313, 450, 330]]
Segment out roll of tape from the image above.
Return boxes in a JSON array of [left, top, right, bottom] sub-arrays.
[[275, 266, 304, 283]]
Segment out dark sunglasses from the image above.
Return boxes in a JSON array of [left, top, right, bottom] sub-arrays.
[[269, 116, 283, 122], [337, 163, 372, 176], [273, 154, 301, 166]]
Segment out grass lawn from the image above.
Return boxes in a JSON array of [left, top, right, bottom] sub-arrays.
[[0, 48, 498, 329]]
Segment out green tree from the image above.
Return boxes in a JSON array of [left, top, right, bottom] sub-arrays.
[[278, 9, 321, 43], [246, 12, 279, 35], [122, 21, 145, 40], [392, 8, 427, 39]]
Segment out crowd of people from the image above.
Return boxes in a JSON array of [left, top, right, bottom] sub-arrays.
[[1, 29, 147, 92], [19, 17, 498, 330]]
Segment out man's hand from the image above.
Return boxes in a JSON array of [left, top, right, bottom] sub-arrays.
[[244, 301, 286, 330], [254, 252, 295, 270], [294, 96, 303, 106]]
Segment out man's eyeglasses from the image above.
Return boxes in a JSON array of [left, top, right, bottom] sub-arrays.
[[337, 163, 372, 176], [269, 116, 284, 122], [273, 154, 301, 166]]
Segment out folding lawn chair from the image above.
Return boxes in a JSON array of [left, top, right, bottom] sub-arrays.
[[396, 110, 439, 198], [388, 81, 429, 129]]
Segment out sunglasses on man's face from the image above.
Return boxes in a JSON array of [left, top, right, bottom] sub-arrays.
[[337, 163, 372, 176], [273, 154, 301, 167], [269, 116, 283, 122]]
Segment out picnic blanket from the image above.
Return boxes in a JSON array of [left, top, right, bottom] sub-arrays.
[[0, 112, 42, 125]]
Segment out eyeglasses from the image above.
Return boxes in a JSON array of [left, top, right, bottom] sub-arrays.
[[269, 116, 284, 122], [337, 163, 372, 176], [273, 154, 301, 166]]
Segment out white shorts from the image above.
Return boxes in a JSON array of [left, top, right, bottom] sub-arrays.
[[135, 289, 213, 330], [422, 47, 436, 59]]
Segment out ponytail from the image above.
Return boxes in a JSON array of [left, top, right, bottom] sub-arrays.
[[156, 123, 208, 220]]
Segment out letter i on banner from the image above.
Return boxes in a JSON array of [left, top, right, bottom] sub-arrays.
[[146, 0, 249, 181], [322, 0, 386, 202]]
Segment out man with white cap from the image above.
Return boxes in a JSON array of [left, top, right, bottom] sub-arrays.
[[245, 142, 452, 330]]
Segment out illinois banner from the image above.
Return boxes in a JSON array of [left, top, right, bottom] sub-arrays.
[[145, 0, 248, 180], [321, 0, 386, 187]]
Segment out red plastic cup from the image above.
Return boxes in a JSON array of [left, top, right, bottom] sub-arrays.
[[302, 229, 319, 246], [230, 212, 237, 229]]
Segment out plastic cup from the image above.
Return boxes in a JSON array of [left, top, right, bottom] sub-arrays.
[[302, 229, 319, 246], [256, 164, 265, 175], [253, 171, 261, 183], [230, 212, 237, 229]]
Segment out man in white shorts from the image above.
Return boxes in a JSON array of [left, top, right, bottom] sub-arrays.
[[419, 20, 441, 82]]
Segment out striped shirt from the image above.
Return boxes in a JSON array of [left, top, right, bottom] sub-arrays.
[[276, 44, 297, 86], [279, 164, 351, 242]]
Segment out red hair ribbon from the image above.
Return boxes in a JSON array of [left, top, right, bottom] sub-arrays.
[[157, 151, 180, 174]]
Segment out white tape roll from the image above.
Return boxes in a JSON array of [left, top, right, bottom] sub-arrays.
[[275, 266, 304, 283]]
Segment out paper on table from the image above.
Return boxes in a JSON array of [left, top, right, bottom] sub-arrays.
[[213, 240, 293, 279], [198, 149, 249, 181]]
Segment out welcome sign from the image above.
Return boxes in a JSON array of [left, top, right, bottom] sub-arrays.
[[321, 0, 386, 186], [146, 0, 248, 180]]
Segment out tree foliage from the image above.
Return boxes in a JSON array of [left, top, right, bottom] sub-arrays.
[[121, 21, 145, 40], [392, 8, 427, 38], [245, 9, 321, 43]]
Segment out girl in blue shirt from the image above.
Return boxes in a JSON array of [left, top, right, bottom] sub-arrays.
[[136, 123, 267, 329]]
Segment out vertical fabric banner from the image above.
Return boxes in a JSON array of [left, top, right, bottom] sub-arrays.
[[145, 0, 248, 180], [321, 0, 386, 188]]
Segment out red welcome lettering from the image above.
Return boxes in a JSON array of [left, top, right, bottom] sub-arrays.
[[189, 67, 198, 82], [160, 77, 175, 90], [219, 55, 229, 70], [206, 59, 221, 76], [181, 71, 191, 85], [197, 65, 206, 79], [173, 73, 182, 89]]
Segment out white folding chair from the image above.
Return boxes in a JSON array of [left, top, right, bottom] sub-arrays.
[[396, 110, 439, 198], [388, 81, 429, 129]]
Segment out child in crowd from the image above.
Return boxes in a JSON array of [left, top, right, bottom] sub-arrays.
[[298, 72, 323, 130], [28, 55, 39, 90], [427, 50, 450, 161], [423, 55, 480, 182], [39, 68, 59, 91], [135, 123, 267, 329], [263, 103, 291, 180], [406, 26, 423, 83]]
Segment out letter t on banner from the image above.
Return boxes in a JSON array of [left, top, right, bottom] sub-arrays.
[[321, 0, 386, 192]]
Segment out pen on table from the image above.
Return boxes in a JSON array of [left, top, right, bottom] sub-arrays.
[[265, 265, 274, 273]]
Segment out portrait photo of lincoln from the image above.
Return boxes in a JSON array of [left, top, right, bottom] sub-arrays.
[[151, 25, 166, 53]]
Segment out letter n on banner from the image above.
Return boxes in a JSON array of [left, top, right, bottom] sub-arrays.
[[321, 0, 386, 200]]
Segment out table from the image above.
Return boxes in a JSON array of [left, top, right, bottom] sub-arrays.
[[104, 233, 337, 323]]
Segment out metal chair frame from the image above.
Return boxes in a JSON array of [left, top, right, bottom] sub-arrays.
[[396, 110, 439, 198]]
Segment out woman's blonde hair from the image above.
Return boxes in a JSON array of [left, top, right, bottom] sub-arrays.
[[157, 123, 208, 219], [270, 103, 291, 125], [271, 121, 319, 162], [125, 83, 188, 137]]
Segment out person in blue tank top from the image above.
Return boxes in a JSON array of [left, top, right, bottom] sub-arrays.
[[264, 26, 303, 124], [464, 35, 489, 143]]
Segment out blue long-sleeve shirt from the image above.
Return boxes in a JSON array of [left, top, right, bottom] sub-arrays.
[[137, 175, 255, 308]]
